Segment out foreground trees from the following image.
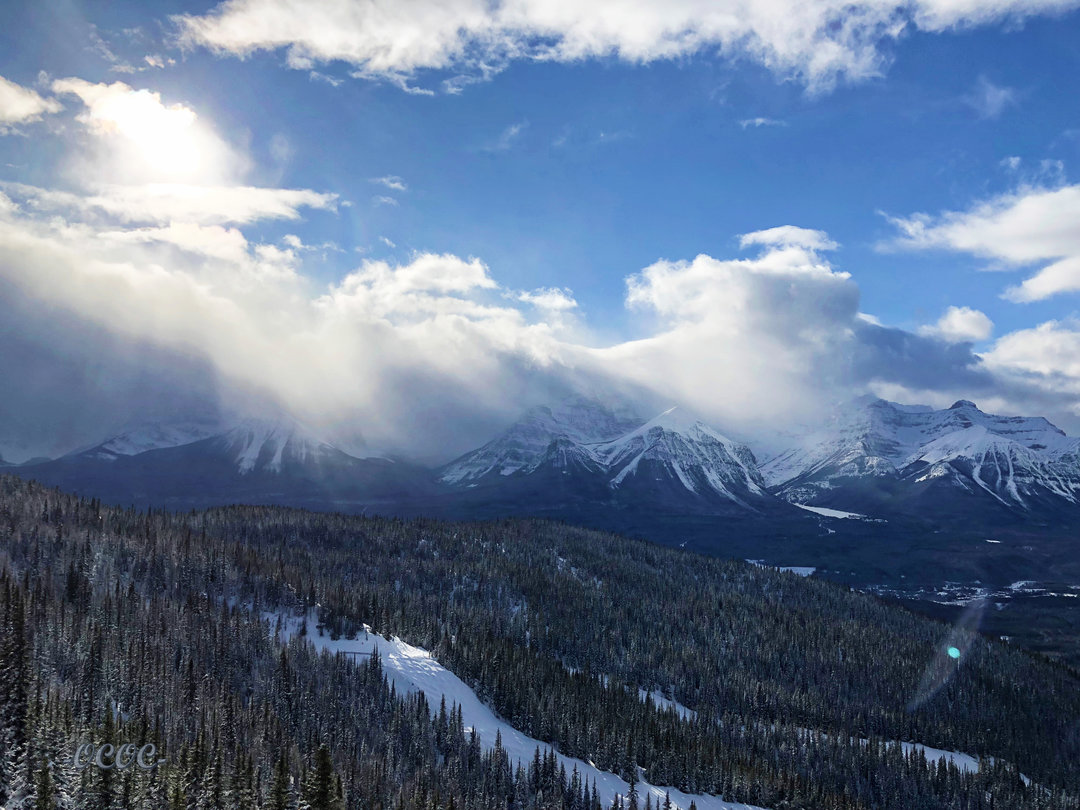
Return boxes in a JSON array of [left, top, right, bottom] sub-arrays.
[[0, 475, 1077, 809]]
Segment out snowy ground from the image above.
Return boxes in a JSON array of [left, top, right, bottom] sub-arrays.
[[793, 503, 884, 522], [891, 742, 1030, 786], [639, 688, 698, 721], [274, 611, 768, 810]]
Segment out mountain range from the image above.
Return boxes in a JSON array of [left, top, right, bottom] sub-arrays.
[[6, 394, 1080, 584], [7, 393, 1080, 517]]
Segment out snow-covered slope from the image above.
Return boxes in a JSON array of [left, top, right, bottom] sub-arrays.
[[759, 397, 1080, 512], [594, 407, 768, 507], [74, 420, 225, 462], [441, 399, 772, 511], [210, 417, 354, 474], [283, 611, 767, 810], [18, 414, 435, 510], [439, 395, 641, 485], [901, 425, 1079, 507]]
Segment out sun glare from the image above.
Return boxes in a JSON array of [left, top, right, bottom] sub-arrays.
[[86, 88, 205, 179], [51, 78, 226, 183]]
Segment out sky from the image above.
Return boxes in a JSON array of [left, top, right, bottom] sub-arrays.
[[2, 0, 1080, 462]]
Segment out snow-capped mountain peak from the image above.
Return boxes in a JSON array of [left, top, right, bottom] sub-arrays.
[[441, 399, 770, 511], [438, 395, 642, 485], [74, 420, 225, 462], [759, 397, 1080, 511], [212, 416, 350, 474], [593, 406, 766, 505]]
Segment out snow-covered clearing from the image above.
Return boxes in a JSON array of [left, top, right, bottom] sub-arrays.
[[793, 504, 871, 520], [638, 688, 698, 721], [893, 742, 1030, 787], [274, 611, 768, 810]]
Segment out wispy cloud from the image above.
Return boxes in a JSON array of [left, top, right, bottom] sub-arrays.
[[739, 117, 787, 129], [964, 76, 1017, 119], [4, 181, 337, 225], [372, 195, 399, 207], [309, 70, 343, 87], [370, 175, 408, 192], [484, 121, 527, 152]]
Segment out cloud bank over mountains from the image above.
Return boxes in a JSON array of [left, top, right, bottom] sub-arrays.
[[1, 55, 1079, 462], [2, 163, 1077, 463]]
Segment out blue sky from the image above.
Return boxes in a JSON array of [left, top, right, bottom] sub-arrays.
[[2, 0, 1080, 459]]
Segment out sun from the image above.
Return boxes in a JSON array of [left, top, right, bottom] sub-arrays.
[[87, 88, 207, 180], [53, 78, 226, 183]]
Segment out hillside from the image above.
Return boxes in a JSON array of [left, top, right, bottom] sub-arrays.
[[1, 476, 1078, 808]]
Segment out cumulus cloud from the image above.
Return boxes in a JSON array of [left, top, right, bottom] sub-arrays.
[[174, 0, 1080, 94], [5, 66, 1080, 456], [0, 74, 62, 130], [0, 187, 586, 456], [4, 179, 1079, 456], [887, 184, 1080, 302], [918, 305, 994, 343], [983, 320, 1080, 400], [610, 243, 856, 425]]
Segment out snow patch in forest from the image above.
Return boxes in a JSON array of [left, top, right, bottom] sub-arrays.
[[274, 611, 769, 810], [638, 688, 698, 721], [892, 742, 1031, 787]]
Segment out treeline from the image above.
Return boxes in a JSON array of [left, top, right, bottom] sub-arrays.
[[0, 476, 1077, 809]]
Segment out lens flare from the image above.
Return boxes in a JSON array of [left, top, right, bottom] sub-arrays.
[[907, 599, 986, 711]]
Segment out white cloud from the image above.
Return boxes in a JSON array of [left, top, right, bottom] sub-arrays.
[[984, 321, 1080, 381], [517, 287, 578, 311], [964, 75, 1016, 119], [739, 225, 839, 252], [174, 0, 1080, 94], [97, 221, 254, 265], [982, 320, 1080, 408], [887, 184, 1080, 302], [143, 54, 175, 69], [918, 305, 993, 343], [4, 181, 337, 226], [372, 195, 400, 207], [606, 231, 863, 426], [0, 74, 62, 129], [739, 117, 787, 129], [371, 175, 408, 192], [379, 236, 396, 248], [4, 160, 1079, 455]]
